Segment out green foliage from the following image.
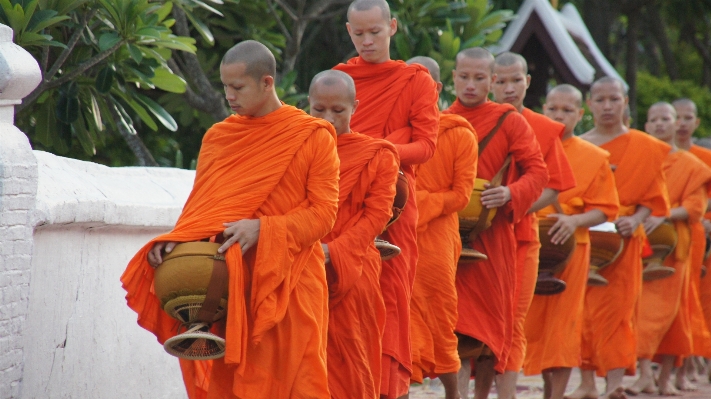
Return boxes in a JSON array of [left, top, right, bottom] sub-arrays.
[[636, 71, 711, 138], [0, 0, 69, 47], [392, 0, 514, 106]]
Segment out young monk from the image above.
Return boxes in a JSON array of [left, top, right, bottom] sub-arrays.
[[406, 56, 477, 399], [310, 70, 400, 399], [334, 1, 440, 397], [443, 47, 548, 399], [523, 84, 619, 399], [121, 41, 339, 399], [567, 77, 670, 399], [673, 98, 711, 386], [491, 52, 576, 399], [627, 102, 711, 396]]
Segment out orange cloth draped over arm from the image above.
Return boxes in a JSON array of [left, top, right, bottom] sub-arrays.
[[505, 109, 577, 372], [581, 129, 670, 376], [524, 137, 619, 375], [637, 151, 711, 360], [321, 133, 399, 399], [444, 100, 548, 372], [334, 57, 439, 396], [120, 105, 340, 399], [410, 114, 478, 382]]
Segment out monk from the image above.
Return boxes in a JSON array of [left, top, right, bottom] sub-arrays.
[[406, 56, 477, 399], [567, 77, 670, 399], [334, 1, 440, 397], [443, 47, 548, 399], [674, 98, 711, 386], [121, 41, 340, 399], [491, 52, 576, 399], [626, 102, 711, 396], [523, 85, 619, 399], [310, 70, 400, 399]]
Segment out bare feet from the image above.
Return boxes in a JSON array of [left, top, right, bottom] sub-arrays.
[[624, 374, 656, 395], [563, 386, 598, 399], [674, 374, 697, 392], [658, 378, 681, 396], [604, 387, 627, 399]]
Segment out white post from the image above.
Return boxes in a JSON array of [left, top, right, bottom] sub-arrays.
[[0, 24, 41, 399]]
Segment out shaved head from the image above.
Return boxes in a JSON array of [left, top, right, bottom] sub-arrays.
[[494, 52, 528, 74], [648, 101, 677, 119], [672, 98, 698, 116], [347, 0, 390, 21], [547, 84, 582, 107], [590, 76, 627, 96], [221, 40, 276, 82], [456, 47, 494, 72], [407, 56, 440, 83], [309, 70, 356, 101]]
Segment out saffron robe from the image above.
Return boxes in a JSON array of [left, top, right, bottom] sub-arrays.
[[334, 57, 439, 394], [120, 105, 340, 399], [321, 132, 399, 399], [410, 114, 478, 382], [580, 129, 670, 376], [637, 150, 711, 359], [506, 109, 576, 372], [444, 99, 548, 372], [524, 137, 619, 375]]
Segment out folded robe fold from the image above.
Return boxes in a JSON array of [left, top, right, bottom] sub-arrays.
[[524, 136, 619, 375], [444, 99, 548, 372], [121, 105, 339, 398], [410, 114, 478, 382], [322, 132, 399, 399]]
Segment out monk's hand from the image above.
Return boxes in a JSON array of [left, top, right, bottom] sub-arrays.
[[481, 184, 511, 209], [321, 243, 331, 264], [643, 215, 666, 236], [147, 241, 178, 268], [546, 214, 577, 245], [614, 215, 640, 238], [220, 219, 260, 254], [703, 219, 711, 235]]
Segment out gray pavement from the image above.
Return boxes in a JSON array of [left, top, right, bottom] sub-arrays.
[[410, 368, 711, 398]]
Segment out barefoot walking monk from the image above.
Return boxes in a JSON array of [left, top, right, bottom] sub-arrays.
[[334, 1, 440, 397], [443, 47, 548, 399], [121, 40, 340, 399]]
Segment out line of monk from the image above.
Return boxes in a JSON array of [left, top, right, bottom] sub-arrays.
[[120, 0, 711, 398]]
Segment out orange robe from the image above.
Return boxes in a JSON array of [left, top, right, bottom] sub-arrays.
[[120, 105, 339, 399], [334, 57, 439, 397], [524, 137, 619, 375], [506, 109, 576, 372], [444, 99, 548, 372], [321, 132, 399, 399], [410, 114, 478, 382], [637, 150, 711, 360], [580, 129, 670, 376], [688, 145, 711, 357]]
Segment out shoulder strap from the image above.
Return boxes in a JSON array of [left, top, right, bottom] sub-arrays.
[[468, 154, 513, 240], [478, 110, 514, 155]]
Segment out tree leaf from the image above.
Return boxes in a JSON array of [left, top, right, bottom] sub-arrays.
[[34, 98, 55, 147], [56, 92, 79, 123], [127, 43, 143, 63], [72, 113, 96, 155], [135, 93, 178, 131], [98, 31, 121, 51], [183, 7, 214, 45], [151, 67, 186, 93], [95, 66, 114, 93]]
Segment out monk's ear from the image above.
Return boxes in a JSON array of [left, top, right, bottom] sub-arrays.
[[525, 74, 531, 89], [352, 99, 359, 115], [262, 75, 274, 90], [388, 18, 397, 36], [436, 81, 443, 94], [577, 107, 585, 122], [346, 22, 352, 35], [695, 118, 701, 129]]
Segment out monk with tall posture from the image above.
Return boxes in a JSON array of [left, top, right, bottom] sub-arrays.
[[523, 85, 619, 399], [334, 1, 439, 397], [310, 70, 400, 399], [121, 41, 339, 399], [568, 77, 670, 399], [673, 98, 711, 386], [406, 56, 477, 399], [443, 47, 548, 399], [491, 52, 576, 399]]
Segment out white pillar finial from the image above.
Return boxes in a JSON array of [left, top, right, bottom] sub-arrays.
[[0, 24, 42, 124]]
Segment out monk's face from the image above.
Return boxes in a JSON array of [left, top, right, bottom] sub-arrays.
[[220, 62, 274, 117], [587, 82, 628, 128], [492, 62, 530, 111], [675, 103, 701, 141], [309, 82, 358, 135], [645, 105, 678, 143], [453, 57, 495, 107], [346, 7, 397, 64], [544, 91, 584, 137]]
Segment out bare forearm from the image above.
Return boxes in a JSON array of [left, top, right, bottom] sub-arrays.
[[529, 188, 558, 213], [669, 206, 689, 221]]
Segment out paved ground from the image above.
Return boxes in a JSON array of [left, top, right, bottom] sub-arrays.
[[410, 368, 711, 398]]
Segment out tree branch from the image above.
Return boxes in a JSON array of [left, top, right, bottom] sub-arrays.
[[265, 0, 293, 41], [273, 0, 299, 21], [45, 9, 98, 82], [645, 1, 679, 80], [108, 103, 159, 167], [304, 0, 350, 20]]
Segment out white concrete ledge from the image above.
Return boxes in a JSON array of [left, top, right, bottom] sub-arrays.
[[32, 151, 195, 229]]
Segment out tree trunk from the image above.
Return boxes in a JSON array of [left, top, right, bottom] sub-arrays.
[[582, 0, 618, 59], [625, 11, 639, 128], [109, 106, 159, 167], [645, 1, 679, 80]]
